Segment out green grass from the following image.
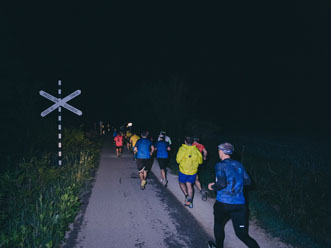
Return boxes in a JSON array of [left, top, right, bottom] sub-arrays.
[[0, 128, 102, 248]]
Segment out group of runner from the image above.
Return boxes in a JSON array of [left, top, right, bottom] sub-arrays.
[[128, 130, 172, 189], [121, 130, 209, 198], [176, 136, 260, 248], [112, 128, 259, 248]]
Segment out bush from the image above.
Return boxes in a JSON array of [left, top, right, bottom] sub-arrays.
[[0, 129, 102, 248]]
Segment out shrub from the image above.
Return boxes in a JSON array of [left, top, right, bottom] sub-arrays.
[[0, 129, 102, 248]]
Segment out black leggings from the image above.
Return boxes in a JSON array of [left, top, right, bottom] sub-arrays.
[[213, 201, 260, 248]]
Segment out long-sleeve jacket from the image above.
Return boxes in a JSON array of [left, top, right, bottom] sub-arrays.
[[212, 158, 251, 204], [176, 144, 203, 175]]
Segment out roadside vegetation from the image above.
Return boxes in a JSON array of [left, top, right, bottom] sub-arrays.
[[167, 120, 331, 248], [0, 128, 102, 248]]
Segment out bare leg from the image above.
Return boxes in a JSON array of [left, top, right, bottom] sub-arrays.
[[139, 172, 144, 182], [195, 174, 202, 191], [139, 171, 147, 190], [161, 169, 166, 180], [186, 182, 194, 199], [179, 182, 188, 196]]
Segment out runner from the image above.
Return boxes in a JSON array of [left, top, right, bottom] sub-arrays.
[[134, 131, 154, 190], [125, 130, 132, 151], [113, 128, 117, 138], [154, 135, 171, 187], [130, 132, 140, 160], [207, 142, 260, 248], [112, 128, 118, 146], [114, 132, 124, 157], [176, 136, 202, 208], [193, 136, 208, 201], [158, 131, 172, 145]]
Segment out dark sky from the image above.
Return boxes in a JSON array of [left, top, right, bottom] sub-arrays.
[[1, 1, 331, 134]]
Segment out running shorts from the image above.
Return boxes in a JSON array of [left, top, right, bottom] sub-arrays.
[[137, 158, 153, 172], [116, 146, 122, 149], [148, 157, 154, 169], [157, 158, 168, 170], [178, 171, 197, 184]]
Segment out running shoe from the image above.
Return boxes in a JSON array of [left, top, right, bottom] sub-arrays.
[[207, 241, 217, 248], [140, 180, 147, 190], [162, 179, 168, 187], [185, 197, 193, 208], [201, 190, 207, 201]]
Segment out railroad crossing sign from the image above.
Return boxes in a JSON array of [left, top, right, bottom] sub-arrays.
[[40, 89, 82, 117], [40, 80, 82, 166]]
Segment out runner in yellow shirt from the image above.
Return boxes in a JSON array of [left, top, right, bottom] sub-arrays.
[[129, 133, 140, 159], [125, 130, 132, 151]]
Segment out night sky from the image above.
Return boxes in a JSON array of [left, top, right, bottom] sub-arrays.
[[1, 1, 331, 136]]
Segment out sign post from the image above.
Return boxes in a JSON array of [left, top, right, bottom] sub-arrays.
[[40, 80, 82, 166]]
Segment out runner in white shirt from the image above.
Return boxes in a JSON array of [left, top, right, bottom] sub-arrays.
[[158, 131, 172, 145]]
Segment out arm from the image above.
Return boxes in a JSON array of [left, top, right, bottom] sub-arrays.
[[208, 163, 227, 191], [211, 174, 227, 191], [202, 148, 207, 160], [197, 148, 203, 165], [243, 168, 251, 186], [176, 147, 183, 164], [150, 145, 155, 155], [134, 140, 139, 153]]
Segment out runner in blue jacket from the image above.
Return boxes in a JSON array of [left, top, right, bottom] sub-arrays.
[[207, 142, 260, 248], [134, 131, 154, 190], [154, 135, 171, 187]]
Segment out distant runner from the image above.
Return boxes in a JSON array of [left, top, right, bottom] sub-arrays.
[[154, 135, 171, 187], [113, 128, 117, 138], [130, 133, 140, 160], [158, 131, 172, 145], [176, 136, 202, 208], [114, 132, 124, 157], [207, 142, 260, 248], [125, 130, 132, 151], [193, 136, 208, 201], [112, 128, 118, 146], [134, 131, 154, 190]]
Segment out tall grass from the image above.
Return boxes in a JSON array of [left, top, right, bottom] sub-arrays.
[[232, 135, 331, 248], [0, 128, 102, 248]]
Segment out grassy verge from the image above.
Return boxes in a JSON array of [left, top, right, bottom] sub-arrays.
[[0, 128, 102, 248]]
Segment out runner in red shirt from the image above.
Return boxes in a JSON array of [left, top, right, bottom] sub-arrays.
[[114, 132, 124, 157], [193, 136, 208, 201]]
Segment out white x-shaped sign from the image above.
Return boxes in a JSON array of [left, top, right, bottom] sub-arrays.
[[40, 90, 82, 117]]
